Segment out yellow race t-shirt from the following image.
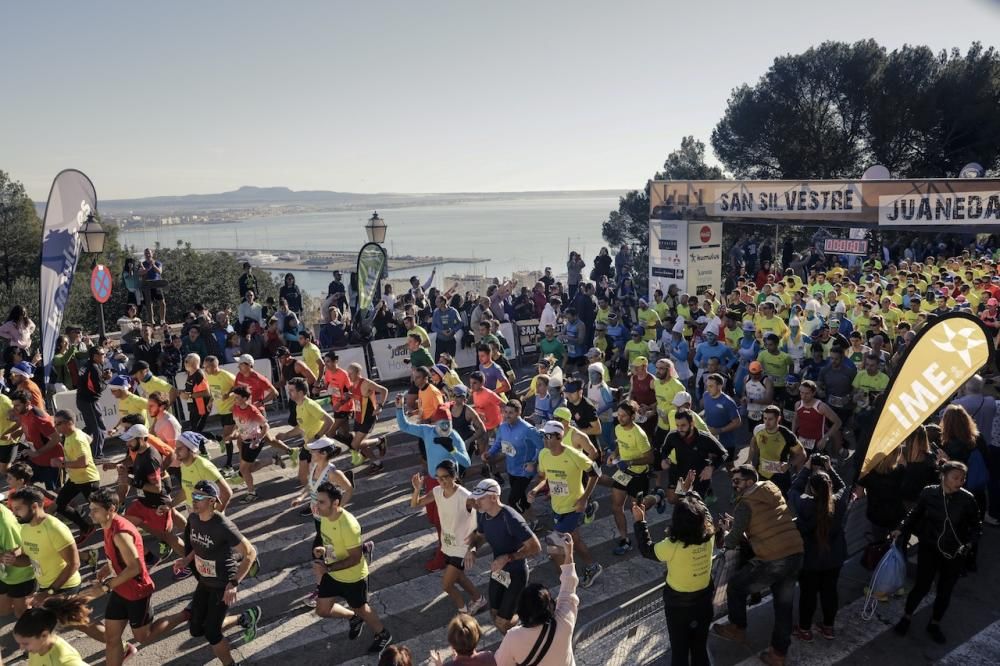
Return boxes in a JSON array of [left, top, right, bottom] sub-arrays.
[[653, 377, 685, 430], [63, 430, 100, 484], [20, 516, 82, 590], [180, 456, 224, 503], [301, 342, 323, 378], [637, 309, 661, 341], [27, 635, 86, 666], [297, 398, 330, 441], [117, 393, 149, 427], [614, 425, 651, 474], [538, 445, 594, 515], [205, 369, 237, 415], [0, 393, 16, 446], [653, 537, 713, 593], [320, 509, 368, 583], [138, 374, 173, 400]]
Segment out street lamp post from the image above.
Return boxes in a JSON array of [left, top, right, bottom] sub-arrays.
[[365, 211, 387, 244], [79, 213, 109, 335]]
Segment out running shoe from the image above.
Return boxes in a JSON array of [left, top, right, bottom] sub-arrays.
[[466, 595, 488, 615], [613, 538, 632, 556], [584, 500, 598, 525], [350, 450, 364, 466], [272, 453, 287, 469], [241, 492, 258, 504], [159, 541, 172, 559], [376, 435, 387, 457], [143, 550, 161, 568], [172, 565, 193, 581], [304, 589, 319, 608], [248, 556, 261, 578], [123, 642, 138, 661], [75, 525, 97, 546], [367, 629, 393, 654], [792, 626, 813, 642], [654, 488, 667, 514], [580, 563, 603, 588], [348, 613, 365, 640], [926, 623, 946, 644], [239, 606, 261, 642], [362, 540, 375, 564], [221, 466, 237, 479]]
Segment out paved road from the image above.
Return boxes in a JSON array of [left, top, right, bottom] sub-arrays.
[[1, 405, 998, 665]]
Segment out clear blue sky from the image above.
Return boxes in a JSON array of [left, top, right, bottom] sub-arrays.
[[6, 0, 1000, 200]]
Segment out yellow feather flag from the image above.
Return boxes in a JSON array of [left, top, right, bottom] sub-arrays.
[[862, 312, 994, 476]]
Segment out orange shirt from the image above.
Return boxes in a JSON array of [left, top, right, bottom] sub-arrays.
[[20, 379, 44, 410], [418, 384, 444, 422], [472, 388, 504, 431]]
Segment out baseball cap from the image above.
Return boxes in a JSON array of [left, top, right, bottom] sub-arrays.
[[632, 355, 648, 367], [120, 424, 149, 441], [307, 436, 338, 451], [177, 431, 206, 452], [430, 364, 449, 378], [631, 325, 644, 336], [193, 480, 221, 499], [741, 321, 756, 332], [536, 357, 552, 368], [671, 391, 692, 407], [109, 375, 131, 388], [564, 380, 583, 393], [452, 384, 469, 397], [470, 478, 501, 498], [748, 361, 763, 373], [10, 362, 34, 378], [587, 362, 605, 375], [130, 360, 150, 374], [585, 347, 602, 359], [236, 354, 255, 365], [540, 420, 565, 436], [786, 373, 801, 384], [553, 406, 572, 421]]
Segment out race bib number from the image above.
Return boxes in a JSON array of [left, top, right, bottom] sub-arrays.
[[747, 404, 764, 420], [549, 480, 569, 496], [612, 469, 633, 486], [491, 569, 511, 588], [800, 437, 817, 451], [442, 532, 457, 548], [761, 459, 784, 475], [195, 555, 218, 578], [501, 441, 516, 457]]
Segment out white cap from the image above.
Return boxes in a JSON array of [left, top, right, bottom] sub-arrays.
[[804, 301, 818, 312], [705, 321, 720, 337], [672, 391, 692, 407], [540, 420, 565, 435], [587, 362, 605, 375], [647, 339, 659, 352], [120, 424, 149, 441], [307, 436, 338, 451], [236, 354, 255, 366], [671, 319, 685, 334], [835, 301, 847, 313]]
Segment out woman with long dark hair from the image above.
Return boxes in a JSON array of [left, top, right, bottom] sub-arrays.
[[13, 596, 94, 664], [279, 273, 303, 315], [633, 474, 715, 666], [892, 461, 982, 644], [899, 426, 938, 510], [789, 457, 851, 641], [0, 305, 35, 352], [939, 404, 989, 569]]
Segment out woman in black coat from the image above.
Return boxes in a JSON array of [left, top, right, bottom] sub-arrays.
[[279, 273, 303, 315], [591, 247, 614, 281], [789, 459, 852, 640]]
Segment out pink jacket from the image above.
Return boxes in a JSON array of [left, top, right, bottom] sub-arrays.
[[494, 564, 579, 666]]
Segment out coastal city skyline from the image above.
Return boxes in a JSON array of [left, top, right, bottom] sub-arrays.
[[7, 0, 1000, 200]]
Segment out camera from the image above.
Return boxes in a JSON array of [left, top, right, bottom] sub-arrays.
[[809, 452, 830, 468]]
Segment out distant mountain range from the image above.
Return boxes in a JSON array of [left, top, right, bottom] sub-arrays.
[[89, 185, 625, 214]]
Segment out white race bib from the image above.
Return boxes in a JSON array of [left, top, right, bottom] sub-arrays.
[[612, 469, 633, 486], [747, 404, 764, 420], [761, 459, 784, 475], [442, 532, 458, 548], [195, 554, 218, 578], [549, 480, 570, 496], [800, 437, 817, 451], [501, 441, 516, 457], [491, 569, 511, 588]]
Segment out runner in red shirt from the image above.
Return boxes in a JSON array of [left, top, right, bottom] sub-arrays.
[[319, 352, 354, 440], [233, 355, 277, 408], [10, 390, 63, 490], [84, 488, 189, 662]]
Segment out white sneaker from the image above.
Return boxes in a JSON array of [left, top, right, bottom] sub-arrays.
[[467, 595, 488, 615]]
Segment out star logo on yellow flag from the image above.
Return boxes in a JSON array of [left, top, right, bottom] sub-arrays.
[[930, 322, 986, 369]]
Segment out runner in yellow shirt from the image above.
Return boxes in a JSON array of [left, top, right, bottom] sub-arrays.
[[0, 391, 18, 474], [609, 401, 653, 556]]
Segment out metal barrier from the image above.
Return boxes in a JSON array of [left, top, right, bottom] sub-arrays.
[[573, 497, 871, 666]]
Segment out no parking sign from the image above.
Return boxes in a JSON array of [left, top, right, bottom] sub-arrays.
[[90, 264, 112, 303]]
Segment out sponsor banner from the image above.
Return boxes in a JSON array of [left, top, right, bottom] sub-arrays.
[[53, 388, 119, 430], [879, 191, 1000, 226], [648, 219, 688, 300], [515, 319, 565, 357], [40, 169, 98, 383], [371, 336, 413, 381], [823, 238, 869, 256], [712, 182, 863, 216], [862, 312, 994, 476], [356, 243, 387, 311], [687, 222, 722, 297]]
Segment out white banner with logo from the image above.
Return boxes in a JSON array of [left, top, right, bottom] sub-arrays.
[[53, 389, 120, 430], [372, 325, 518, 381], [648, 219, 688, 301], [687, 222, 722, 297], [879, 190, 1000, 226], [712, 182, 863, 216]]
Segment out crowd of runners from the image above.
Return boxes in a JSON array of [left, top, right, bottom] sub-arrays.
[[0, 237, 996, 665]]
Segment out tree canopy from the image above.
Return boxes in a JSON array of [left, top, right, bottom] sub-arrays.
[[711, 40, 1000, 179]]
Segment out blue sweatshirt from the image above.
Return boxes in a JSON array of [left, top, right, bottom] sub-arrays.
[[488, 418, 544, 478], [396, 411, 471, 475], [432, 307, 462, 340]]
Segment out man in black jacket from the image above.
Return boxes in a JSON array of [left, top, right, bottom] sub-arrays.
[[75, 346, 111, 459], [658, 409, 728, 502]]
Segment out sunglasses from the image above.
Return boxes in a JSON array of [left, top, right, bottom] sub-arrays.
[[191, 493, 213, 502], [543, 432, 561, 438]]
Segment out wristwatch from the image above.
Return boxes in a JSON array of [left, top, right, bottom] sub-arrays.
[[101, 581, 112, 594]]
